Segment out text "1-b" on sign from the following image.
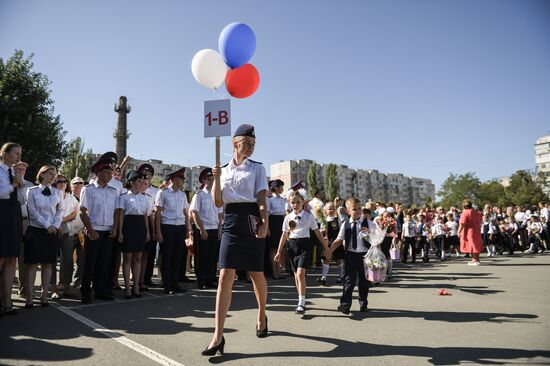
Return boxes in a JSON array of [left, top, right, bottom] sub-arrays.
[[204, 99, 231, 138]]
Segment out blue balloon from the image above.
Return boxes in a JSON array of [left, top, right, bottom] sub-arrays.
[[218, 22, 256, 69]]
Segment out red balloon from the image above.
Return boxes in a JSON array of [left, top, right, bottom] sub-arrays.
[[225, 63, 260, 98]]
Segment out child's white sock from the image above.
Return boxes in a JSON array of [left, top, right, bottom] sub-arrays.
[[321, 264, 330, 280], [441, 250, 446, 259], [298, 295, 306, 307]]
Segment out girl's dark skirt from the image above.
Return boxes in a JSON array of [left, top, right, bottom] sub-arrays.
[[286, 237, 310, 272], [122, 215, 147, 253], [0, 199, 22, 257], [268, 214, 284, 249], [219, 203, 265, 272], [24, 226, 58, 264]]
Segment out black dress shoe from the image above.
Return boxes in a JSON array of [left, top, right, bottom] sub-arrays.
[[81, 296, 92, 304], [96, 293, 114, 301], [337, 305, 350, 315], [181, 277, 193, 283], [4, 307, 17, 315], [256, 316, 268, 338], [173, 286, 187, 293], [201, 336, 225, 356], [40, 301, 49, 308], [164, 288, 175, 295], [24, 303, 34, 309], [359, 303, 368, 312]]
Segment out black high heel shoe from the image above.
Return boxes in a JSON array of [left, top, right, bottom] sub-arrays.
[[256, 316, 268, 338], [201, 336, 225, 356]]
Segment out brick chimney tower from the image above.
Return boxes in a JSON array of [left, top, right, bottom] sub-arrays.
[[114, 96, 131, 163]]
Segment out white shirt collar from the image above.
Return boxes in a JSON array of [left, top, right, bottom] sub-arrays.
[[229, 157, 249, 169], [292, 210, 304, 218]]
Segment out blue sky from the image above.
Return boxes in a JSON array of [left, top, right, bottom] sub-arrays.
[[1, 0, 549, 191]]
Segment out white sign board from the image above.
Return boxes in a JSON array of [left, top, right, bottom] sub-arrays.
[[204, 99, 231, 138]]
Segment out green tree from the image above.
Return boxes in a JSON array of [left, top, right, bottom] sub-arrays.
[[307, 161, 319, 198], [324, 164, 340, 202], [479, 180, 509, 208], [59, 137, 94, 181], [506, 170, 548, 206], [0, 50, 67, 178], [438, 172, 481, 208]]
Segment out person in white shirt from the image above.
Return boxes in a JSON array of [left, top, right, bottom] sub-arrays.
[[190, 168, 222, 289], [275, 190, 330, 315], [204, 124, 270, 355], [401, 213, 417, 263], [539, 201, 549, 245], [445, 213, 460, 257], [0, 142, 26, 315], [431, 216, 447, 261], [155, 167, 191, 295], [117, 170, 150, 299], [51, 174, 79, 299], [266, 179, 286, 280], [70, 176, 85, 288], [329, 197, 372, 314], [24, 165, 65, 308], [137, 163, 160, 290], [79, 157, 119, 304]]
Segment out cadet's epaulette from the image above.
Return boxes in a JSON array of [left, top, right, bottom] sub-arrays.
[[221, 163, 229, 168], [151, 184, 159, 188], [248, 159, 262, 164], [120, 191, 128, 196], [27, 185, 40, 191], [107, 185, 117, 190], [144, 193, 152, 197]]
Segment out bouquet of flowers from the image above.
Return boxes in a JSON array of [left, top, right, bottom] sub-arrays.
[[363, 226, 388, 282]]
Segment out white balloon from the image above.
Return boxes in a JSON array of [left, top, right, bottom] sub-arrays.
[[191, 49, 228, 89]]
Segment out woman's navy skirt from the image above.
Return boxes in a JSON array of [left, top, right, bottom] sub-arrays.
[[122, 215, 147, 253], [0, 199, 22, 257], [219, 202, 265, 272]]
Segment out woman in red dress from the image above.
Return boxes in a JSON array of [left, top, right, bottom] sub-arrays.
[[458, 199, 483, 266]]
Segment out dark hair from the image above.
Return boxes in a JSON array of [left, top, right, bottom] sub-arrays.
[[362, 208, 372, 216], [0, 142, 22, 157], [54, 174, 71, 193]]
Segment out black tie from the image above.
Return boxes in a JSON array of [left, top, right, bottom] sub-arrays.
[[8, 168, 17, 202], [351, 221, 358, 249], [42, 187, 51, 196]]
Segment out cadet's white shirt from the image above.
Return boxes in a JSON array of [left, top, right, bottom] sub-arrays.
[[190, 188, 221, 230], [446, 221, 458, 236], [145, 186, 160, 215], [336, 217, 371, 253], [117, 191, 151, 216], [220, 158, 268, 204], [155, 187, 189, 225], [80, 181, 119, 231], [540, 207, 549, 221], [282, 210, 318, 239], [90, 177, 124, 196], [0, 163, 26, 203], [267, 194, 287, 215], [402, 221, 417, 237], [27, 184, 65, 229], [514, 211, 526, 224]]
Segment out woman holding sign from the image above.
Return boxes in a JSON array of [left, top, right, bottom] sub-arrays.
[[202, 124, 269, 356]]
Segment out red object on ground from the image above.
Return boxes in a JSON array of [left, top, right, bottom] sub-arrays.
[[437, 288, 452, 296]]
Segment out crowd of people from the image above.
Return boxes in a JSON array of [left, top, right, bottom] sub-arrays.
[[1, 139, 549, 326]]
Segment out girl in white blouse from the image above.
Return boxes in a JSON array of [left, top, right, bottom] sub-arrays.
[[24, 165, 65, 308], [117, 170, 150, 298]]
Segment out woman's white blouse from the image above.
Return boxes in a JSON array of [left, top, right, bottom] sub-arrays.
[[220, 158, 268, 204], [117, 191, 151, 215], [27, 184, 65, 229], [267, 195, 287, 215]]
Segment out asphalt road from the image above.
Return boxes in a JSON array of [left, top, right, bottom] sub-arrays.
[[1, 254, 550, 366]]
